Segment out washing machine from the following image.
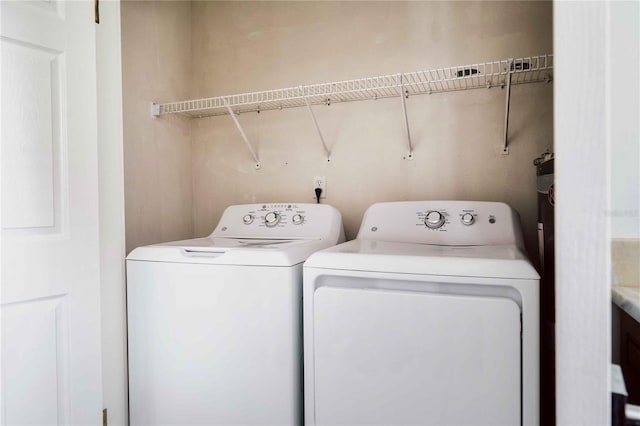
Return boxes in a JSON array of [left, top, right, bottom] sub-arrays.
[[303, 201, 539, 426], [127, 203, 344, 426]]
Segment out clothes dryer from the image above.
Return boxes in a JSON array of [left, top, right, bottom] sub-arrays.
[[127, 203, 344, 426], [303, 201, 539, 426]]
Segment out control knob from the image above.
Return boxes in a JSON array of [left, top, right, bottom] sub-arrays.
[[425, 211, 445, 229], [264, 211, 280, 227], [461, 213, 475, 226], [242, 214, 254, 225], [292, 214, 304, 225]]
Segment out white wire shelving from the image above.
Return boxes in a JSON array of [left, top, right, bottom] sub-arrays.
[[151, 54, 553, 167]]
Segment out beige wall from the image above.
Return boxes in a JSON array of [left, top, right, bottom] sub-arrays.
[[612, 239, 640, 288], [190, 1, 553, 259], [121, 1, 193, 253]]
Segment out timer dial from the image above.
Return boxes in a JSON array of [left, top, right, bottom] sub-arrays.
[[425, 211, 445, 229], [264, 212, 280, 227], [461, 213, 475, 226]]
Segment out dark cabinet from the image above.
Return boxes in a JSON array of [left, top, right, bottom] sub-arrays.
[[615, 305, 640, 405]]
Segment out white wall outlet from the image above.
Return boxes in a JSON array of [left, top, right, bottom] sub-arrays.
[[313, 176, 326, 199]]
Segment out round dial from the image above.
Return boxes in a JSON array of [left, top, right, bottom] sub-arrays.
[[242, 214, 254, 225], [461, 213, 475, 226], [425, 210, 445, 229], [292, 214, 304, 225], [264, 211, 280, 227]]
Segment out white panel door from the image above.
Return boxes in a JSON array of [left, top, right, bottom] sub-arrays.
[[1, 1, 102, 424], [313, 286, 521, 426]]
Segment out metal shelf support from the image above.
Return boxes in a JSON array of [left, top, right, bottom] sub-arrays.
[[303, 91, 331, 163], [223, 98, 261, 169], [399, 73, 414, 160], [502, 59, 513, 155]]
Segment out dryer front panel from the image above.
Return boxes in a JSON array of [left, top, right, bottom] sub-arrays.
[[309, 278, 521, 426]]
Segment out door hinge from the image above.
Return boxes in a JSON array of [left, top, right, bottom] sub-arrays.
[[102, 408, 107, 426]]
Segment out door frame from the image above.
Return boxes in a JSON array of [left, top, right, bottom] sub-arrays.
[[96, 1, 127, 424], [554, 2, 613, 424]]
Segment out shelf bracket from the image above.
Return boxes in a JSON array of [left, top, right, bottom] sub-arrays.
[[302, 91, 331, 163], [399, 74, 414, 160], [223, 98, 261, 169], [502, 59, 513, 155]]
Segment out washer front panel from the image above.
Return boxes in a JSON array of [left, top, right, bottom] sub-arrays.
[[127, 261, 302, 425]]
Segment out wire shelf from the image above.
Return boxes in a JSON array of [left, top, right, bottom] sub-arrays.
[[152, 55, 553, 118]]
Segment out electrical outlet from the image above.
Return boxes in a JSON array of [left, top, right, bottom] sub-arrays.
[[313, 176, 326, 199]]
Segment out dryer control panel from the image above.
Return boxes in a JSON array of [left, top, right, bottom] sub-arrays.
[[211, 203, 345, 241], [357, 201, 524, 247]]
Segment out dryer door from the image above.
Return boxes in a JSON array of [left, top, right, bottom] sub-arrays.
[[312, 282, 521, 426]]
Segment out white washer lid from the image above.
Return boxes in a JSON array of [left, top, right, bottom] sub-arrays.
[[127, 237, 332, 267], [304, 239, 540, 280]]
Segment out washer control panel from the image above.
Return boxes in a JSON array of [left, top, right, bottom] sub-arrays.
[[236, 204, 307, 229], [358, 201, 523, 246], [415, 208, 481, 231], [211, 203, 343, 240]]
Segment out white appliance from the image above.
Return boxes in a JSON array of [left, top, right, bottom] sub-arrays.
[[127, 203, 344, 426], [303, 201, 539, 426]]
